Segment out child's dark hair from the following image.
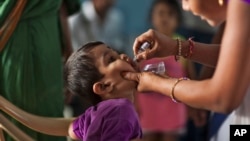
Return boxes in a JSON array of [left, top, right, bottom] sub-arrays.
[[149, 0, 182, 24], [64, 41, 104, 105]]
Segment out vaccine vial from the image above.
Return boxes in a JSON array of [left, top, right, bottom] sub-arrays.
[[142, 61, 165, 75], [133, 42, 166, 74], [133, 42, 151, 62], [138, 42, 151, 53]]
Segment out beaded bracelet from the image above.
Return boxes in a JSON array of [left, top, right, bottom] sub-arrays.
[[171, 77, 190, 103], [175, 37, 195, 61], [174, 38, 182, 61]]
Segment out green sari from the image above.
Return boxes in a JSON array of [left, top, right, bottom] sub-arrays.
[[0, 0, 65, 140]]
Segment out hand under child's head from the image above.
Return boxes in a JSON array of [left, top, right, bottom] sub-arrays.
[[64, 41, 137, 105]]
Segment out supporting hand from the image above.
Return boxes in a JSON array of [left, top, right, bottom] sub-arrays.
[[122, 71, 168, 93]]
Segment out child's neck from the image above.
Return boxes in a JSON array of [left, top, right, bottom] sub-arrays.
[[104, 91, 135, 103]]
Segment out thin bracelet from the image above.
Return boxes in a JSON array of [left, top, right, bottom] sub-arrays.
[[184, 37, 195, 58], [174, 38, 182, 61], [171, 77, 190, 103], [188, 37, 194, 58]]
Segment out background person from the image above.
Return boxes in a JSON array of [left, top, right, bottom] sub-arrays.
[[0, 1, 68, 140], [135, 0, 196, 141]]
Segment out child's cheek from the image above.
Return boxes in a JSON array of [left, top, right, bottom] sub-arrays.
[[111, 60, 131, 71]]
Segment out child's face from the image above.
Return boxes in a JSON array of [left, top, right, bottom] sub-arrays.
[[152, 2, 178, 35], [92, 44, 137, 100]]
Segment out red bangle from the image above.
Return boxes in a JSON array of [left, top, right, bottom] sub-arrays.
[[188, 37, 194, 58], [184, 37, 195, 58], [182, 37, 194, 58]]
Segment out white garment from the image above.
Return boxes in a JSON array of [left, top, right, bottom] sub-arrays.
[[232, 86, 250, 124], [68, 0, 125, 52], [210, 86, 250, 141]]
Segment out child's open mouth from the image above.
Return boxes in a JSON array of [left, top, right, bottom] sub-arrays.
[[128, 58, 140, 72]]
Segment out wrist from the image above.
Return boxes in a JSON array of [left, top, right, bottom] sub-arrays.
[[182, 40, 190, 57], [170, 77, 190, 103], [174, 37, 195, 61], [168, 38, 179, 56], [151, 75, 171, 95]]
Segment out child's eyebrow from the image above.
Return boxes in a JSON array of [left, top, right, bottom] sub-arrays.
[[102, 50, 109, 65], [107, 46, 118, 54]]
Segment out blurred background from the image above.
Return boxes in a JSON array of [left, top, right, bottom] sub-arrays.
[[78, 0, 217, 57]]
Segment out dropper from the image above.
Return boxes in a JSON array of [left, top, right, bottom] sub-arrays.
[[132, 42, 165, 74]]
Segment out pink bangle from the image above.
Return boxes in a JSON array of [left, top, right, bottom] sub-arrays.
[[188, 37, 194, 58], [184, 37, 195, 58], [171, 77, 190, 103]]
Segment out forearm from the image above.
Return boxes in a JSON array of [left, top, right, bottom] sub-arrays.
[[151, 77, 227, 112], [179, 41, 220, 67], [0, 96, 75, 136]]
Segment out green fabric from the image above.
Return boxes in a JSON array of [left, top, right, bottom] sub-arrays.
[[0, 0, 15, 26], [0, 0, 65, 140]]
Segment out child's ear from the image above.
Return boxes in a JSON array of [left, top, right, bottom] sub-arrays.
[[93, 82, 113, 95]]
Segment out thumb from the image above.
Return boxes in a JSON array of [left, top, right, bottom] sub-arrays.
[[122, 71, 140, 82]]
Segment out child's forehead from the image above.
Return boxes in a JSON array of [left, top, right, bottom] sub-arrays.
[[92, 44, 118, 54]]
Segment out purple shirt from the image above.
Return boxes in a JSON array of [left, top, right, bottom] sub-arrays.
[[229, 0, 250, 4], [243, 0, 250, 4], [73, 98, 142, 141]]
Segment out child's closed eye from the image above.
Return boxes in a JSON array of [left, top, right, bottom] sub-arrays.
[[108, 56, 117, 63]]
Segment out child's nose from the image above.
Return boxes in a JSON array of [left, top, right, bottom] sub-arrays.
[[120, 54, 130, 62]]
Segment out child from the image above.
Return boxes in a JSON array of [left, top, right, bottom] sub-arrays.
[[0, 41, 142, 141], [135, 0, 196, 141]]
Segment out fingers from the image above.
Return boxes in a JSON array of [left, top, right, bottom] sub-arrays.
[[122, 71, 140, 82], [134, 50, 148, 62], [133, 38, 141, 56], [133, 29, 155, 57]]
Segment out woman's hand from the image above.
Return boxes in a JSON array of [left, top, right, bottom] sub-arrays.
[[122, 71, 167, 92], [133, 29, 177, 62]]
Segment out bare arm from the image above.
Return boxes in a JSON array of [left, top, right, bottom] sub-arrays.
[[163, 0, 250, 113], [133, 29, 220, 67], [0, 96, 75, 136], [125, 0, 250, 113], [182, 22, 225, 127], [181, 41, 220, 67], [187, 22, 225, 67]]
